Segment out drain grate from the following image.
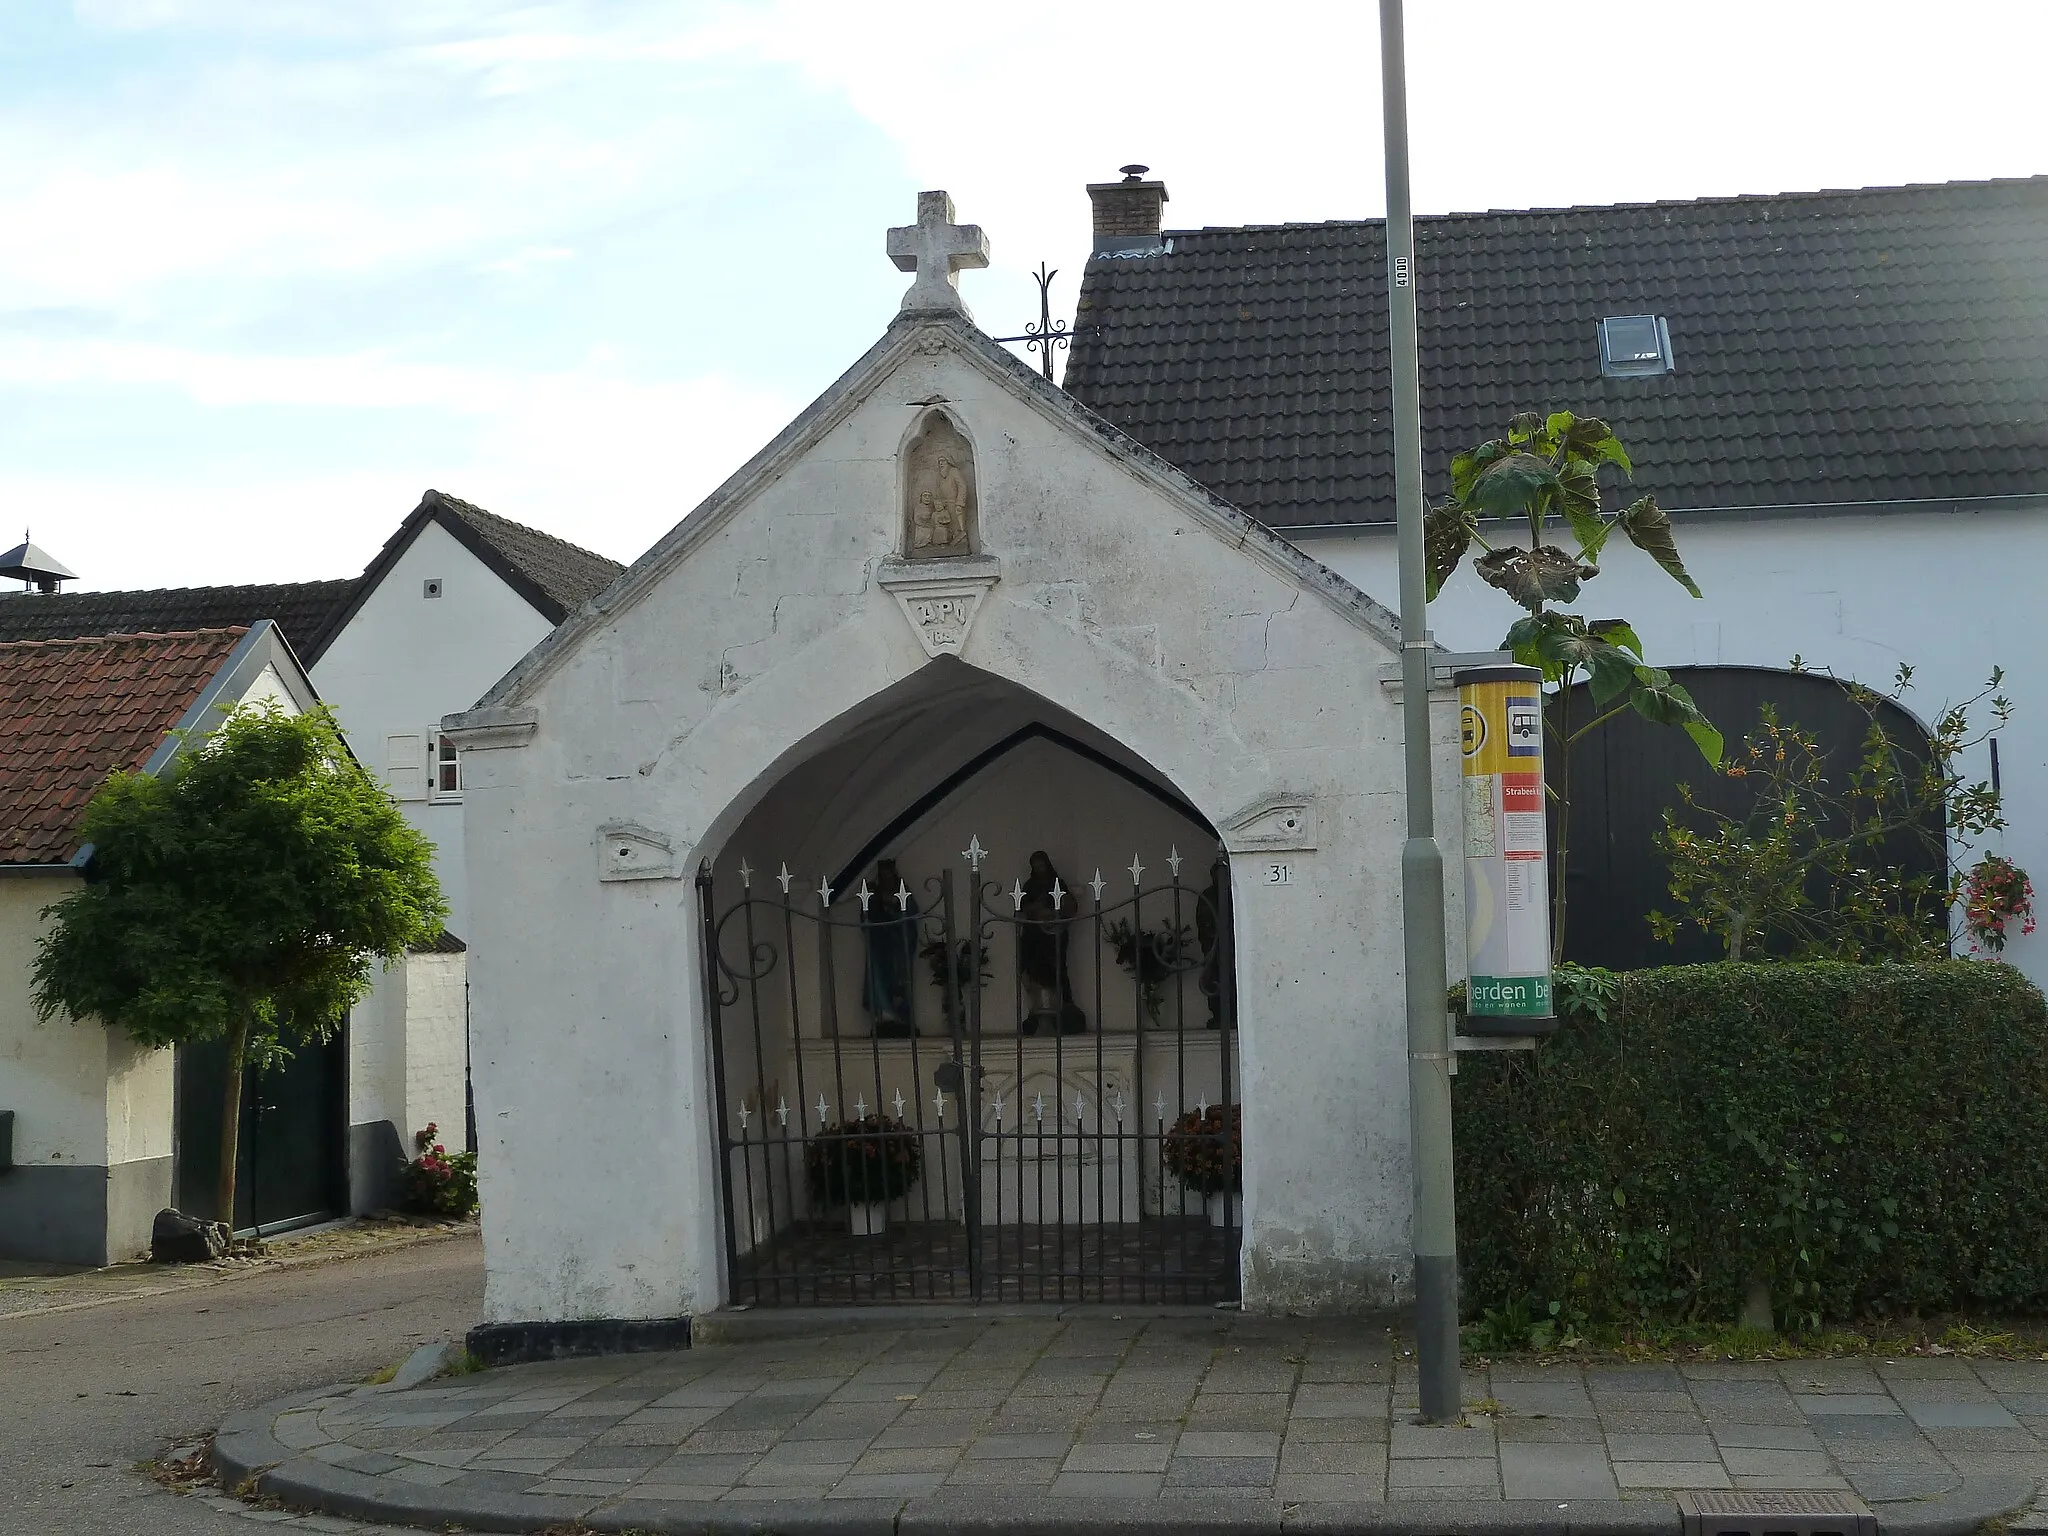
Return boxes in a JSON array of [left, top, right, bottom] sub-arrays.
[[1676, 1491, 1876, 1536]]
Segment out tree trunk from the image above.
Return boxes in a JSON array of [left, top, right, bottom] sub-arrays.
[[216, 1013, 251, 1230]]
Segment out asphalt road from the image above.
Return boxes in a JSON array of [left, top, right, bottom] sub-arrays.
[[0, 1231, 483, 1535]]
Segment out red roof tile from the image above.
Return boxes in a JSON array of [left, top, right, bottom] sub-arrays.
[[0, 628, 248, 866]]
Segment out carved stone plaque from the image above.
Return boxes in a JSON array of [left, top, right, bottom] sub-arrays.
[[902, 410, 977, 559], [877, 555, 1001, 659]]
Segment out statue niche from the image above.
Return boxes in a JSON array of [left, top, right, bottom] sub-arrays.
[[902, 411, 978, 559]]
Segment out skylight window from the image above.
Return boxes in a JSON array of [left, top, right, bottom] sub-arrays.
[[1598, 315, 1675, 377]]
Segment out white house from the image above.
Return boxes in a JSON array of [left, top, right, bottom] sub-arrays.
[[0, 623, 317, 1263], [1065, 171, 2048, 980], [0, 495, 622, 1242]]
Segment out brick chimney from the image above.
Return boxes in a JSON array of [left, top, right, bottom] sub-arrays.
[[1087, 165, 1169, 255]]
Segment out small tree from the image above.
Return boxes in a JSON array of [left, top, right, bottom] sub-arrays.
[[1650, 664, 2010, 961], [1426, 411, 1721, 959], [33, 703, 445, 1226]]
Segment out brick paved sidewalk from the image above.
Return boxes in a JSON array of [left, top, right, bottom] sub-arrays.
[[214, 1312, 2046, 1533]]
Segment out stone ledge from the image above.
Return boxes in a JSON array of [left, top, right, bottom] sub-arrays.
[[466, 1314, 692, 1366]]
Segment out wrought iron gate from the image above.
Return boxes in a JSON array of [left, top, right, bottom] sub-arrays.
[[700, 843, 1239, 1305]]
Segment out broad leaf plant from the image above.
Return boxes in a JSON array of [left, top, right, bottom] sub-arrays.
[[1427, 411, 1721, 960]]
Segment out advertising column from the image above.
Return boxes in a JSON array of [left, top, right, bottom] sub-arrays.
[[1456, 664, 1555, 1032]]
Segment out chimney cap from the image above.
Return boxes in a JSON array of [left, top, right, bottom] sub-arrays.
[[0, 535, 78, 593], [1119, 164, 1150, 181]]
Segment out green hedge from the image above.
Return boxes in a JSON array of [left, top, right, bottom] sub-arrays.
[[1453, 961, 2048, 1327]]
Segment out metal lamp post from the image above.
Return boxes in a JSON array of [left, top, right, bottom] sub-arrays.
[[1380, 0, 1461, 1424]]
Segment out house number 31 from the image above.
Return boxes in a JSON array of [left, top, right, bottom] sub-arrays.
[[1263, 861, 1294, 885]]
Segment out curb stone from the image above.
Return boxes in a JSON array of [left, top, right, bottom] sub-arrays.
[[212, 1383, 2037, 1536]]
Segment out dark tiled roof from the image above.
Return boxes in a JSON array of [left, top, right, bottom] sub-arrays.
[[411, 928, 467, 954], [0, 581, 353, 650], [1063, 177, 2048, 527], [422, 492, 623, 617], [0, 628, 247, 865], [305, 491, 625, 655]]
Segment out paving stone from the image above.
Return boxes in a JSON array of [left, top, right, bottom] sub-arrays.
[[1613, 1461, 1733, 1490], [1063, 1443, 1173, 1472], [1711, 1423, 1823, 1451], [1733, 1472, 1853, 1491], [1277, 1472, 1387, 1500], [1045, 1470, 1165, 1497], [678, 1429, 781, 1454], [1490, 1383, 1596, 1417], [1184, 1393, 1290, 1432], [752, 1436, 870, 1465], [644, 1453, 760, 1484], [615, 1483, 726, 1502], [1606, 1432, 1717, 1462], [1721, 1448, 1836, 1478], [1177, 1431, 1281, 1458], [1905, 1400, 2022, 1429], [1284, 1416, 1389, 1444], [1280, 1441, 1384, 1476], [1291, 1385, 1388, 1419], [964, 1432, 1072, 1459], [1499, 1417, 1605, 1441], [873, 1418, 982, 1449], [852, 1444, 963, 1474], [1797, 1394, 1903, 1416], [1387, 1457, 1500, 1493], [830, 1471, 948, 1497], [1389, 1421, 1495, 1459], [386, 1463, 465, 1486], [1499, 1442, 1620, 1500], [944, 1457, 1062, 1486], [1847, 1467, 1963, 1501], [1164, 1455, 1276, 1489]]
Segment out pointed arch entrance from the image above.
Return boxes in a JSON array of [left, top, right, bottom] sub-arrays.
[[695, 664, 1241, 1304]]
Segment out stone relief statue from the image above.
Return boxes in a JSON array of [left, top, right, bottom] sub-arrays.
[[903, 411, 977, 559]]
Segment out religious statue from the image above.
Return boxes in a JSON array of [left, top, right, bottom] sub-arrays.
[[903, 411, 977, 559], [1017, 850, 1086, 1035], [861, 858, 921, 1037]]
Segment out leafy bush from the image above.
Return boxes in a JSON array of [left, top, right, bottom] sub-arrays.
[[401, 1123, 477, 1217], [1454, 961, 2048, 1330], [804, 1116, 923, 1207], [1163, 1103, 1241, 1195]]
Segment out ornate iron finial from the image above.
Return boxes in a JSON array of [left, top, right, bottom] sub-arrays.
[[777, 863, 793, 894], [992, 262, 1073, 381], [1167, 845, 1183, 877], [1128, 853, 1146, 888], [817, 875, 835, 906], [1088, 869, 1107, 902], [1050, 878, 1065, 910], [962, 835, 987, 872], [1010, 878, 1027, 912], [736, 858, 753, 889]]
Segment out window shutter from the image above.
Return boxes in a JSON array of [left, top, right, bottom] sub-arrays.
[[385, 733, 426, 801]]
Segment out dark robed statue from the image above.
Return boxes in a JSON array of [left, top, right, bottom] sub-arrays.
[[1017, 850, 1086, 1035], [862, 857, 921, 1037]]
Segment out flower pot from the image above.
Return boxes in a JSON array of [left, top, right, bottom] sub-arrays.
[[849, 1201, 889, 1237], [1205, 1190, 1240, 1229]]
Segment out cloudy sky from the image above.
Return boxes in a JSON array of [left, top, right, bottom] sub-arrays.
[[6, 0, 2045, 590]]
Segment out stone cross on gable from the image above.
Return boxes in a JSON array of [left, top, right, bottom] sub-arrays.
[[887, 190, 989, 318]]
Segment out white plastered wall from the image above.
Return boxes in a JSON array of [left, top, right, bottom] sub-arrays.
[[404, 950, 469, 1150], [0, 877, 110, 1167], [1315, 503, 2048, 983], [457, 321, 1465, 1323], [311, 516, 557, 941]]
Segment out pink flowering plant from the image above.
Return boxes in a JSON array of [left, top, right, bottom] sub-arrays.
[[401, 1123, 478, 1216], [1963, 854, 2036, 954]]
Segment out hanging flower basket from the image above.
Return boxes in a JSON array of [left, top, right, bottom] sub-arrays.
[[1162, 1103, 1241, 1198], [804, 1115, 924, 1210], [1964, 854, 2036, 955]]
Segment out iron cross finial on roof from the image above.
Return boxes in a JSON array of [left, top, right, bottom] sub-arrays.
[[887, 191, 989, 319]]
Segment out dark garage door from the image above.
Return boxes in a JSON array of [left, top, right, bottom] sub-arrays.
[[1555, 665, 1945, 971], [175, 1030, 346, 1234]]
